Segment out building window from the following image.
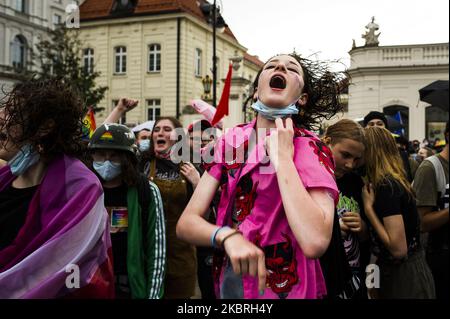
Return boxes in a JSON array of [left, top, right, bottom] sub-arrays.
[[195, 48, 202, 77], [114, 46, 127, 74], [83, 48, 94, 74], [11, 35, 27, 70], [14, 0, 26, 13], [147, 99, 161, 121], [83, 48, 94, 73], [112, 100, 126, 124], [148, 44, 161, 72], [53, 14, 62, 25]]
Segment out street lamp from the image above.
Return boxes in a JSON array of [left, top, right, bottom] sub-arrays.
[[200, 0, 227, 107], [201, 75, 213, 100]]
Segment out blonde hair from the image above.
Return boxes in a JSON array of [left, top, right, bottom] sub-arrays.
[[364, 127, 413, 196], [323, 119, 365, 145]]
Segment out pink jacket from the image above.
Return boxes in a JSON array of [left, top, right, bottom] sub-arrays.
[[204, 119, 338, 299]]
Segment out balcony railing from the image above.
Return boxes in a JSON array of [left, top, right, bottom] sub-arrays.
[[349, 43, 449, 70]]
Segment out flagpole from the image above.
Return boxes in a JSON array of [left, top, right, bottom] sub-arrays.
[[212, 0, 217, 107]]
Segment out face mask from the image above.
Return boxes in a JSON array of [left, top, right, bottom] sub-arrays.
[[93, 160, 122, 182], [251, 100, 299, 121], [8, 144, 40, 176], [138, 139, 150, 152]]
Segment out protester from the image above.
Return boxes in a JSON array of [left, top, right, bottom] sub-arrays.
[[362, 111, 415, 182], [413, 121, 449, 299], [141, 117, 200, 299], [417, 146, 435, 163], [363, 111, 388, 129], [0, 79, 114, 298], [132, 121, 154, 153], [322, 119, 369, 299], [362, 126, 435, 299], [177, 53, 344, 299], [87, 123, 166, 299]]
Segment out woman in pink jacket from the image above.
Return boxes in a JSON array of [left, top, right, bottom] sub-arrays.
[[177, 53, 344, 299]]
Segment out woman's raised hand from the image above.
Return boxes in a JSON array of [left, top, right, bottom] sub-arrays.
[[117, 98, 139, 113]]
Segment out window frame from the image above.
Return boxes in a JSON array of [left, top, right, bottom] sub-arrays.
[[148, 43, 161, 73], [114, 46, 127, 74], [83, 48, 94, 74], [195, 48, 202, 77], [146, 99, 161, 121]]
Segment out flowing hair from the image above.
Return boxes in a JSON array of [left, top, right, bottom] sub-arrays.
[[364, 127, 414, 197]]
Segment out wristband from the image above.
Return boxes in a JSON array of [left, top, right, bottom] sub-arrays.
[[220, 229, 242, 248], [210, 226, 231, 248]]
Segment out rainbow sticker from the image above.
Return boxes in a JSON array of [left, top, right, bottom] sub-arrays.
[[100, 131, 113, 141], [111, 208, 128, 228]]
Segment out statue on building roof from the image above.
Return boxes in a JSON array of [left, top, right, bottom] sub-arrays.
[[362, 16, 380, 47]]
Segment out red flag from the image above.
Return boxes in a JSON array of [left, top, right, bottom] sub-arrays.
[[211, 63, 233, 127]]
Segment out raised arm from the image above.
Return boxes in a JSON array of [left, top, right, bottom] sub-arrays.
[[103, 98, 138, 124]]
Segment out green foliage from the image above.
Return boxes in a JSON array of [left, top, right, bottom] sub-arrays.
[[33, 26, 107, 113]]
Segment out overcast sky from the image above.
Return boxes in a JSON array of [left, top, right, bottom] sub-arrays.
[[219, 0, 449, 69]]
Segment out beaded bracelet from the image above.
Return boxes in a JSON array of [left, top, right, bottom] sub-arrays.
[[210, 226, 231, 248]]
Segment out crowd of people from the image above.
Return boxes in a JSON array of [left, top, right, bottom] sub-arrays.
[[0, 52, 448, 300]]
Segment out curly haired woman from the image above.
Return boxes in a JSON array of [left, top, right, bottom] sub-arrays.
[[0, 79, 114, 298]]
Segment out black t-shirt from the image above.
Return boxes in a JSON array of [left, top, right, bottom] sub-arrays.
[[0, 185, 38, 251], [104, 183, 129, 297], [372, 178, 420, 261], [155, 159, 181, 180]]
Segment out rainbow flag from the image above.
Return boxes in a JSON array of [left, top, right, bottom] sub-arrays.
[[82, 107, 96, 141], [0, 155, 115, 298]]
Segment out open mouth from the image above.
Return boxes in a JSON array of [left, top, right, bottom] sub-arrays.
[[269, 75, 287, 90], [156, 139, 166, 146]]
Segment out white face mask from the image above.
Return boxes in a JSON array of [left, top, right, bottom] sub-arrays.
[[93, 160, 122, 181], [138, 139, 150, 152]]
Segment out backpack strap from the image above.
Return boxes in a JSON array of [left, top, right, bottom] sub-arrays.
[[427, 155, 446, 198]]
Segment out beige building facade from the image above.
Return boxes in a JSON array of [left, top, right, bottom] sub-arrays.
[[0, 0, 78, 95], [79, 0, 263, 127]]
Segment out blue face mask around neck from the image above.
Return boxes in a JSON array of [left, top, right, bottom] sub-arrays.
[[8, 144, 41, 176], [250, 100, 299, 121], [93, 160, 122, 182]]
